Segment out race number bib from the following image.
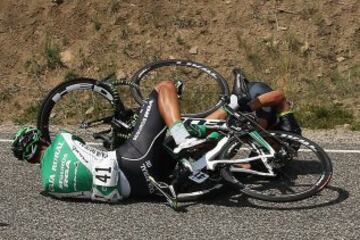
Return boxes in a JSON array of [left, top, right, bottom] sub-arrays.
[[92, 158, 119, 187]]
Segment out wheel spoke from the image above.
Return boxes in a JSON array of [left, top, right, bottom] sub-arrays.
[[131, 59, 229, 117]]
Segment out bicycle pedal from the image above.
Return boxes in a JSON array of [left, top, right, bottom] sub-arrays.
[[220, 167, 245, 190]]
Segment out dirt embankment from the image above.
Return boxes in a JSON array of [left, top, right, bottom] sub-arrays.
[[0, 0, 359, 125]]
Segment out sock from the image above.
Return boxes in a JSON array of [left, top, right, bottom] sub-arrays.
[[228, 94, 239, 110], [228, 94, 252, 112], [169, 121, 191, 145], [277, 110, 293, 117]]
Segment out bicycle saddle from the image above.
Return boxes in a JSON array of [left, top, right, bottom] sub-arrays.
[[232, 68, 251, 101]]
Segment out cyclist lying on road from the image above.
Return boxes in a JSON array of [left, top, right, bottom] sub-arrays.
[[12, 74, 301, 202], [208, 69, 301, 135]]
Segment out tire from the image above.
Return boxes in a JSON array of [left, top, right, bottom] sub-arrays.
[[37, 78, 125, 147], [220, 131, 333, 202], [130, 59, 230, 118]]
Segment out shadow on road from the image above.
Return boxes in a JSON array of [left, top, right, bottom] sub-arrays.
[[200, 185, 349, 211], [40, 184, 348, 212]]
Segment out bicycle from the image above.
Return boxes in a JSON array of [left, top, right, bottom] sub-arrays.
[[37, 59, 332, 208], [151, 104, 332, 208], [37, 59, 229, 148]]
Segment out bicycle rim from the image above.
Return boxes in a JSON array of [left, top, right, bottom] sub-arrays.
[[37, 78, 120, 148], [131, 59, 229, 118], [222, 131, 333, 202]]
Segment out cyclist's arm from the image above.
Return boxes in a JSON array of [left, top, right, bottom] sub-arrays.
[[206, 90, 286, 120]]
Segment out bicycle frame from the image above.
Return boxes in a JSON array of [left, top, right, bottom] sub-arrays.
[[181, 116, 278, 178]]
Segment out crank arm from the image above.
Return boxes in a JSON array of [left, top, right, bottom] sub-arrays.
[[148, 176, 179, 210], [220, 167, 245, 190]]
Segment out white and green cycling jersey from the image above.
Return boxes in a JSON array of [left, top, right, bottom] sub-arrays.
[[41, 132, 130, 202]]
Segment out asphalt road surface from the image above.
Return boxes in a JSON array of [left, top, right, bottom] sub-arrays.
[[0, 129, 359, 240]]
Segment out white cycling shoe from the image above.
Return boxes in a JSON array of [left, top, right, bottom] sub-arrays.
[[173, 137, 207, 154]]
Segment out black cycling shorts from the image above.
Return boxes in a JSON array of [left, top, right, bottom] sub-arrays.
[[116, 91, 176, 197], [248, 82, 277, 126]]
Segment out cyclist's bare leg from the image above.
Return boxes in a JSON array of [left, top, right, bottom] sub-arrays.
[[250, 90, 286, 110], [256, 90, 301, 134], [156, 80, 206, 150], [155, 80, 182, 128]]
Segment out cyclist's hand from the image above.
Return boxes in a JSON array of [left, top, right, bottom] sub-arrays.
[[237, 95, 252, 112]]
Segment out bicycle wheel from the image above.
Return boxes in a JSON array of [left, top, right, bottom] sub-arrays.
[[131, 59, 230, 117], [220, 131, 333, 202], [37, 78, 126, 148]]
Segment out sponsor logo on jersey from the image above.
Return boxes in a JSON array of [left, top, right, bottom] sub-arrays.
[[140, 160, 155, 194], [58, 154, 70, 189], [51, 141, 64, 172], [48, 174, 55, 192], [133, 100, 154, 141], [64, 160, 71, 189], [76, 141, 108, 159], [72, 145, 88, 163]]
